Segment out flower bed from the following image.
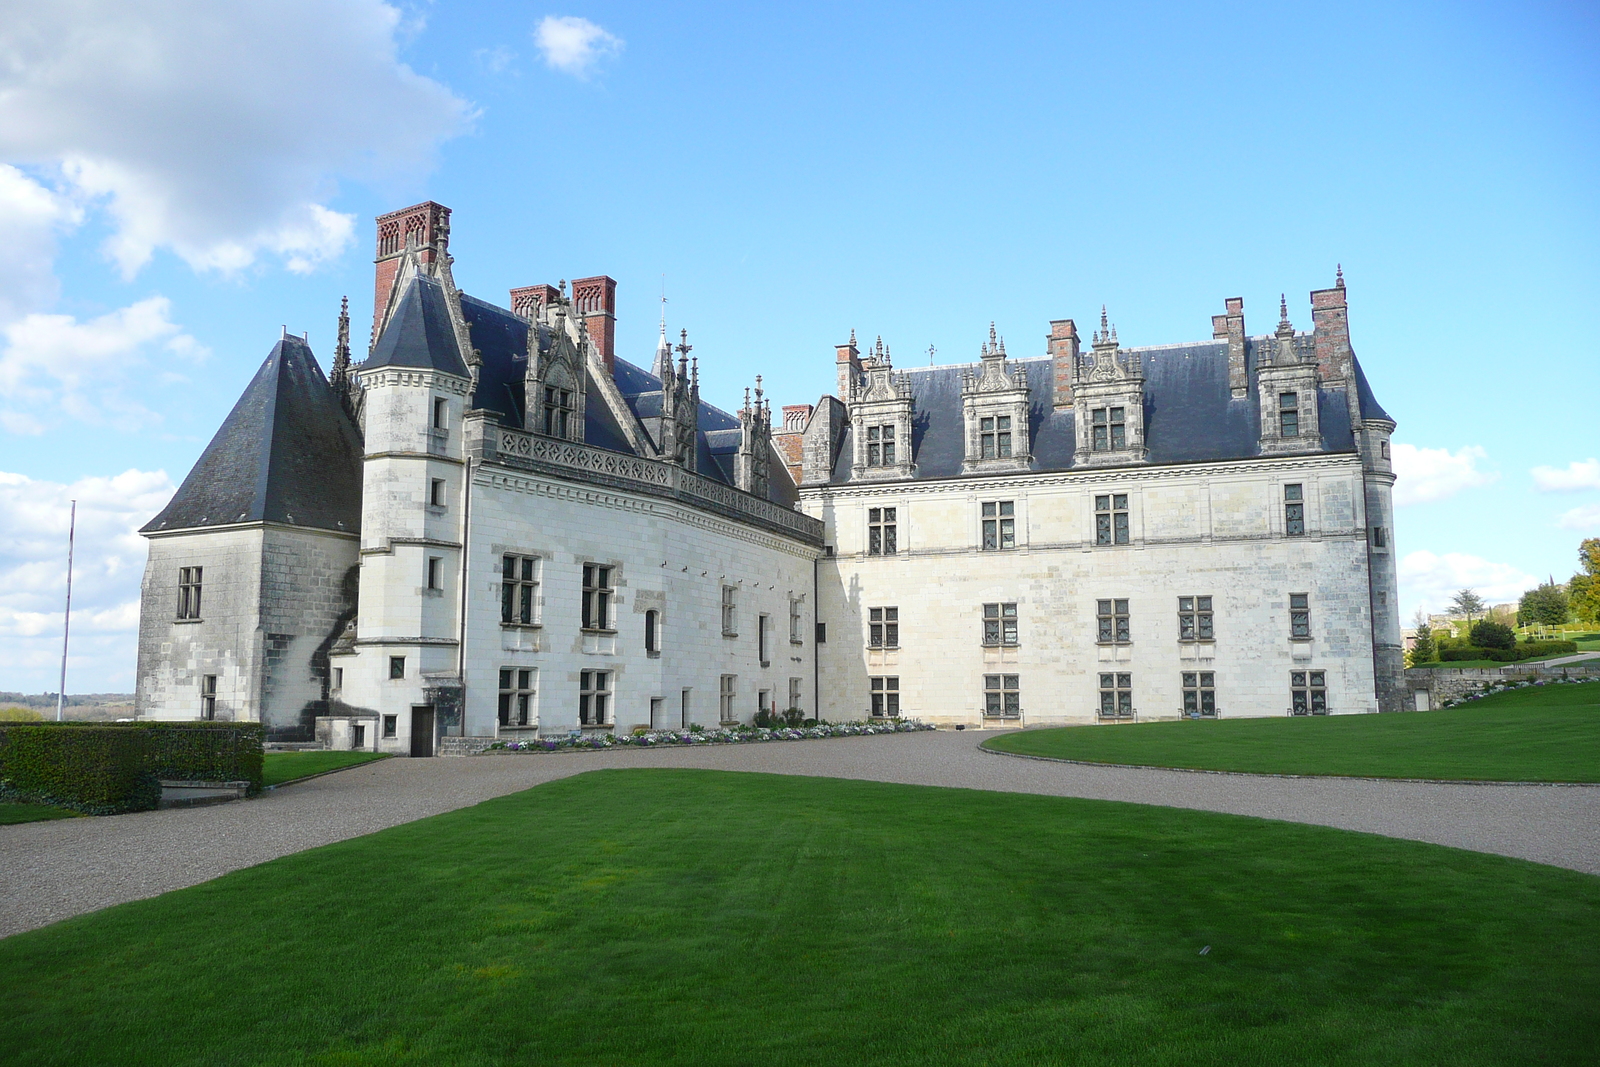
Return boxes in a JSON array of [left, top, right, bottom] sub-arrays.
[[486, 719, 933, 752]]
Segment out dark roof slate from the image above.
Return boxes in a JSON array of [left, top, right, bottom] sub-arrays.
[[364, 276, 470, 377], [143, 337, 363, 535]]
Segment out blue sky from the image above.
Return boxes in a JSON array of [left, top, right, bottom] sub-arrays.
[[1, 0, 1596, 691]]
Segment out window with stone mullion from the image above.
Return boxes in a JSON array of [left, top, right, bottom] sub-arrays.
[[978, 415, 1013, 459], [866, 424, 896, 466], [868, 507, 897, 555], [1095, 494, 1130, 546], [982, 602, 1018, 646], [501, 555, 539, 625]]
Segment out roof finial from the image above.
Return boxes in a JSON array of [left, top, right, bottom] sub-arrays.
[[849, 327, 857, 348], [1279, 293, 1290, 324], [558, 279, 567, 298], [988, 321, 998, 352], [1336, 263, 1345, 288], [754, 374, 763, 403]]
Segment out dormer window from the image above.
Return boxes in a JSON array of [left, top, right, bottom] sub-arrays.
[[866, 424, 895, 466], [543, 386, 574, 437], [979, 416, 1012, 459], [1091, 407, 1125, 451], [1279, 393, 1299, 437]]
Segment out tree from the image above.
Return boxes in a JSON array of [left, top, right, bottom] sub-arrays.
[[1407, 610, 1437, 666], [1450, 588, 1487, 628], [1570, 539, 1600, 625], [1470, 620, 1515, 650], [1518, 582, 1569, 627]]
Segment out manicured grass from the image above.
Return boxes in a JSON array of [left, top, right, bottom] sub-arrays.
[[1410, 659, 1505, 669], [985, 681, 1600, 782], [262, 750, 390, 787], [0, 801, 81, 825], [1, 769, 1597, 1066]]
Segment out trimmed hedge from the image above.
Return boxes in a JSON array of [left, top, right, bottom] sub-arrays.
[[0, 726, 160, 815], [0, 721, 264, 815], [1440, 641, 1578, 663]]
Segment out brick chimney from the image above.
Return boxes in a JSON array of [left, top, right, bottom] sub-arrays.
[[510, 284, 561, 321], [1310, 269, 1352, 383], [372, 201, 450, 344], [1211, 297, 1247, 397], [836, 332, 862, 400], [570, 276, 618, 374], [1048, 318, 1080, 408]]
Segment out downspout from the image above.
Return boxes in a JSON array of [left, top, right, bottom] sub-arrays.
[[456, 455, 473, 737], [812, 550, 820, 724]]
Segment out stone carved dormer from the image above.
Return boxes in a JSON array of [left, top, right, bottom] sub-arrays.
[[960, 323, 1032, 474], [520, 281, 588, 443], [735, 377, 772, 498], [654, 328, 700, 473], [1256, 296, 1322, 455], [1072, 308, 1148, 468], [849, 337, 915, 482]]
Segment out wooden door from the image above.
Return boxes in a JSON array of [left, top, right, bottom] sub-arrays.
[[410, 705, 435, 757]]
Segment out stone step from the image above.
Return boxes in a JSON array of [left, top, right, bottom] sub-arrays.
[[158, 780, 251, 809]]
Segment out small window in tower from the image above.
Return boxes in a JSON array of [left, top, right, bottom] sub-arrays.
[[430, 478, 446, 507], [389, 656, 405, 679], [426, 557, 443, 590], [432, 397, 447, 430], [1380, 440, 1391, 460], [1279, 392, 1299, 437]]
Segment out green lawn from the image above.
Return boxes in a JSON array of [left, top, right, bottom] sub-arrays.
[[985, 681, 1600, 782], [262, 750, 390, 787], [2, 770, 1597, 1066], [0, 801, 81, 825]]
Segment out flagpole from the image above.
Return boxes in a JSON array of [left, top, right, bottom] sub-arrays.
[[56, 500, 76, 722]]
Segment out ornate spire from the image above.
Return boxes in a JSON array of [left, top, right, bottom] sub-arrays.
[[1093, 305, 1118, 348], [1277, 293, 1294, 338], [330, 296, 353, 415], [1336, 263, 1345, 288]]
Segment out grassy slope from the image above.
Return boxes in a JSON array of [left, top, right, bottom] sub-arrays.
[[2, 770, 1597, 1066], [985, 681, 1600, 781], [0, 802, 81, 825], [262, 751, 390, 787]]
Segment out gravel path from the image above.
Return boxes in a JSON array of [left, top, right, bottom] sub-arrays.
[[3, 730, 1597, 939]]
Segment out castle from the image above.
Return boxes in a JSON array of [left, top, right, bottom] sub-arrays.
[[135, 201, 1402, 750]]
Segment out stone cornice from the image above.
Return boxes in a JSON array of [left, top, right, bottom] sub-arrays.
[[141, 520, 360, 542]]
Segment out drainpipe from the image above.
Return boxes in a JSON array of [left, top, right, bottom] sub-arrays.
[[812, 551, 820, 724], [456, 455, 473, 739]]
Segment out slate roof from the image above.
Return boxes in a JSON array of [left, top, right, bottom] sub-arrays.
[[829, 336, 1375, 484], [374, 281, 799, 506], [143, 337, 363, 534]]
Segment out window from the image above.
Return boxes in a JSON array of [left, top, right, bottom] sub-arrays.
[[426, 556, 443, 590], [498, 667, 536, 727], [868, 607, 899, 649], [383, 714, 397, 738], [981, 501, 1015, 550], [1098, 673, 1133, 719], [815, 622, 827, 644], [1371, 526, 1387, 548], [719, 674, 737, 722], [1091, 407, 1126, 451], [501, 555, 539, 625], [582, 564, 614, 631], [389, 656, 405, 679], [543, 387, 574, 438], [984, 674, 1020, 718], [1284, 484, 1305, 536], [1095, 494, 1130, 546], [200, 675, 217, 720], [758, 614, 770, 665], [789, 597, 804, 643], [979, 415, 1012, 459], [432, 397, 447, 430], [982, 603, 1018, 646], [1380, 440, 1391, 460], [870, 676, 900, 718], [1290, 670, 1327, 715], [866, 424, 896, 466], [351, 724, 366, 749], [580, 670, 611, 725], [1178, 596, 1214, 641], [720, 585, 737, 636], [1289, 593, 1310, 639], [177, 566, 203, 620], [788, 677, 803, 713], [644, 609, 661, 655], [430, 478, 446, 507], [868, 507, 897, 555], [1097, 599, 1130, 644], [1279, 392, 1299, 437], [1182, 672, 1216, 717], [334, 668, 344, 689]]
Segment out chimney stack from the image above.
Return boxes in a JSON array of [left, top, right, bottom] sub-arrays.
[[570, 276, 618, 375], [371, 201, 450, 345], [835, 331, 862, 400], [1310, 269, 1352, 383], [1048, 318, 1080, 408], [510, 284, 561, 321], [1211, 297, 1247, 397]]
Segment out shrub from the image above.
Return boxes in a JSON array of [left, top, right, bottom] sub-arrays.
[[1470, 621, 1516, 650], [0, 706, 44, 722], [1439, 641, 1577, 663], [0, 725, 160, 814], [138, 723, 264, 792]]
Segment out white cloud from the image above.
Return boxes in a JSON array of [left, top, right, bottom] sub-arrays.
[[535, 16, 623, 77], [1531, 458, 1600, 493], [1556, 503, 1600, 533], [0, 165, 82, 323], [0, 297, 207, 432], [1398, 550, 1538, 618], [1391, 443, 1497, 506], [0, 0, 471, 279], [0, 468, 176, 692]]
